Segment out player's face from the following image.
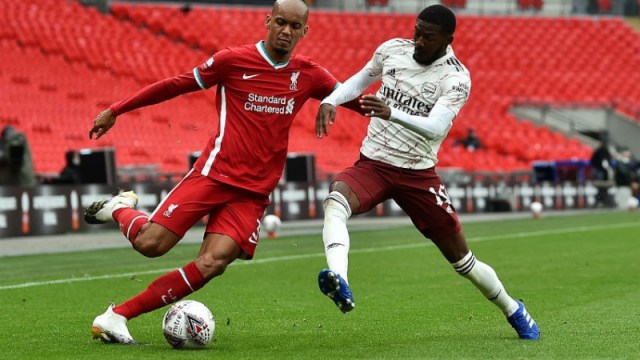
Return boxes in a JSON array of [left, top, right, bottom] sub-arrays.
[[265, 1, 308, 61], [413, 20, 452, 65]]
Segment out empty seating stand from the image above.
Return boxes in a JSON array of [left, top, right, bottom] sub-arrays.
[[1, 1, 638, 176]]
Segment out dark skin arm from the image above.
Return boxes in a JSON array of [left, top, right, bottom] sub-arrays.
[[89, 108, 117, 140]]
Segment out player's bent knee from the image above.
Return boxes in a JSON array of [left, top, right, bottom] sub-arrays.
[[324, 191, 352, 217], [131, 222, 180, 257], [195, 253, 231, 279], [132, 238, 169, 258], [132, 227, 178, 257]]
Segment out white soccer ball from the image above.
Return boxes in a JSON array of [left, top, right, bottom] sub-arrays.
[[163, 300, 215, 349], [627, 197, 639, 211], [261, 214, 282, 234], [530, 201, 543, 218]]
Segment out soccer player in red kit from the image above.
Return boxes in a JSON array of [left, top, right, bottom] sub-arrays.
[[84, 0, 362, 344]]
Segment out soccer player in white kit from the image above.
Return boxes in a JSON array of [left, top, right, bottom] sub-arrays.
[[315, 5, 539, 340]]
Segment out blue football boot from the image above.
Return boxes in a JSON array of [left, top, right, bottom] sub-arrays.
[[507, 300, 540, 340], [318, 269, 355, 313]]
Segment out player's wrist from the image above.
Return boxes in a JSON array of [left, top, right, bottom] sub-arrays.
[[389, 107, 405, 122], [108, 105, 120, 117], [320, 98, 337, 107]]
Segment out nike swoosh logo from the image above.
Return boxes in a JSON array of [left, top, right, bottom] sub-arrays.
[[242, 73, 260, 80]]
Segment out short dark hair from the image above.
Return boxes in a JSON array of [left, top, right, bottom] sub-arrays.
[[418, 5, 456, 35]]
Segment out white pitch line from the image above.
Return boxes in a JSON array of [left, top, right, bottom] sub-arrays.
[[0, 221, 637, 291]]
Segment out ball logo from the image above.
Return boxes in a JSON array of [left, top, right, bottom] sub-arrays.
[[185, 313, 211, 343]]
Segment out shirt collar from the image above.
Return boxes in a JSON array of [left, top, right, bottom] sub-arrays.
[[256, 41, 291, 69], [429, 45, 455, 67]]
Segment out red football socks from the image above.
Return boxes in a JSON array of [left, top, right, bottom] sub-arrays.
[[113, 261, 207, 320]]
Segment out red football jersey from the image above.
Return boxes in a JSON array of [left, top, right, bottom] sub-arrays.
[[109, 41, 353, 195], [192, 41, 339, 195]]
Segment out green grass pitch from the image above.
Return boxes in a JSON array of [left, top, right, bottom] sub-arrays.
[[1, 211, 638, 359]]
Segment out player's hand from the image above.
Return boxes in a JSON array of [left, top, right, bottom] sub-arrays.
[[360, 94, 390, 120], [89, 108, 116, 139], [316, 103, 336, 138]]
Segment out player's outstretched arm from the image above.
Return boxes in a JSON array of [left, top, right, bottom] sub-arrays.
[[88, 72, 203, 140], [89, 108, 117, 140]]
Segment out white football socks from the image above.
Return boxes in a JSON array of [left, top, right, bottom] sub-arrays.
[[452, 251, 519, 316], [323, 191, 352, 283]]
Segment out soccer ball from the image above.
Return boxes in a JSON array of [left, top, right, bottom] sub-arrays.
[[627, 197, 639, 212], [162, 300, 215, 349], [261, 214, 282, 238], [530, 201, 543, 219]]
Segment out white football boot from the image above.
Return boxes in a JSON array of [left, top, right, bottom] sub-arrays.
[[84, 191, 138, 224], [91, 304, 136, 344]]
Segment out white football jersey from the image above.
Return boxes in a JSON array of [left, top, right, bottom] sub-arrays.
[[361, 39, 471, 169]]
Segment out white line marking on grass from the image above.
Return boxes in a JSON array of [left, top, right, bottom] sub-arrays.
[[1, 221, 636, 291]]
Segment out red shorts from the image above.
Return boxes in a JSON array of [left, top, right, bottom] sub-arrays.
[[150, 170, 270, 259], [334, 154, 461, 241]]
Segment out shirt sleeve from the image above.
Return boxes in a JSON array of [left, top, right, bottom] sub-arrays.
[[110, 50, 235, 115], [362, 40, 386, 79], [321, 68, 377, 107], [110, 72, 201, 116], [436, 72, 471, 116], [192, 48, 233, 90], [310, 63, 367, 115], [309, 63, 343, 100], [388, 103, 455, 140], [386, 69, 471, 139]]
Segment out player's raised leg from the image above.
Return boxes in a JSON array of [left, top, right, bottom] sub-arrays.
[[84, 190, 149, 247]]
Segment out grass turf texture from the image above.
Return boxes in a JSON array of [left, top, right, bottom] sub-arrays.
[[0, 211, 638, 359]]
